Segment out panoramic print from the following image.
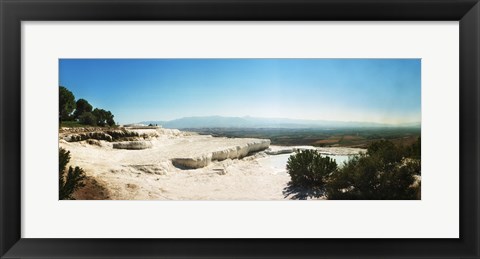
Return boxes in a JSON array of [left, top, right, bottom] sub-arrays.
[[59, 59, 421, 200]]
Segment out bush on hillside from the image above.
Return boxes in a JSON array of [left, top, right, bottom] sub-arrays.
[[59, 148, 86, 200], [325, 140, 420, 200], [286, 149, 337, 191]]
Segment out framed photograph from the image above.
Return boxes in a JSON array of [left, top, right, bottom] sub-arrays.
[[1, 0, 479, 258]]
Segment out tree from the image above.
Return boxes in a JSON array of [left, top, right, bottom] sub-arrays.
[[58, 86, 117, 127], [59, 86, 76, 121], [106, 113, 115, 127], [92, 108, 115, 127], [286, 149, 337, 191], [73, 98, 93, 119], [59, 148, 86, 200], [78, 112, 97, 126], [325, 140, 419, 200]]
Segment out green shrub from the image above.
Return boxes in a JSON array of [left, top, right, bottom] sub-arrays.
[[59, 148, 86, 200], [284, 139, 421, 200], [286, 149, 337, 191], [367, 140, 404, 165], [325, 140, 420, 200]]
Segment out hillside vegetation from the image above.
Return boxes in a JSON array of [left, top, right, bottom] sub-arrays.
[[285, 138, 421, 200], [60, 86, 116, 127]]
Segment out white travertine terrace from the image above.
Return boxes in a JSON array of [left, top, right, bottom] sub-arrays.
[[59, 127, 365, 200], [171, 139, 270, 169]]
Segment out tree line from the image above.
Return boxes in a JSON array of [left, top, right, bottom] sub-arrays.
[[59, 86, 116, 127], [286, 138, 421, 200]]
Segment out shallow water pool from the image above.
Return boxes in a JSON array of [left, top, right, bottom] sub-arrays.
[[261, 153, 354, 174]]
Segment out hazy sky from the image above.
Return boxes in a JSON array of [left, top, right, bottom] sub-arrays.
[[59, 59, 421, 125]]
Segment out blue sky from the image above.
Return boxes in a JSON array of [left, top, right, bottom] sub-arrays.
[[59, 59, 421, 125]]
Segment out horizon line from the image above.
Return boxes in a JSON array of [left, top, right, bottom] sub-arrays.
[[130, 115, 421, 126]]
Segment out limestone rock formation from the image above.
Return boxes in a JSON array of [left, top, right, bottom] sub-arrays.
[[172, 139, 270, 169], [113, 141, 153, 150]]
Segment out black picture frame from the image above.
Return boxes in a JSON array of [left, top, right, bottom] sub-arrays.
[[1, 0, 479, 258]]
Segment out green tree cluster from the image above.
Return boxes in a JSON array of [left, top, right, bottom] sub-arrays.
[[59, 148, 86, 200], [59, 86, 116, 126], [59, 86, 76, 121], [74, 98, 93, 119], [286, 138, 421, 200], [92, 108, 115, 127]]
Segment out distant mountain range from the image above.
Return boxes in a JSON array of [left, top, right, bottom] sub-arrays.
[[139, 116, 421, 129]]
